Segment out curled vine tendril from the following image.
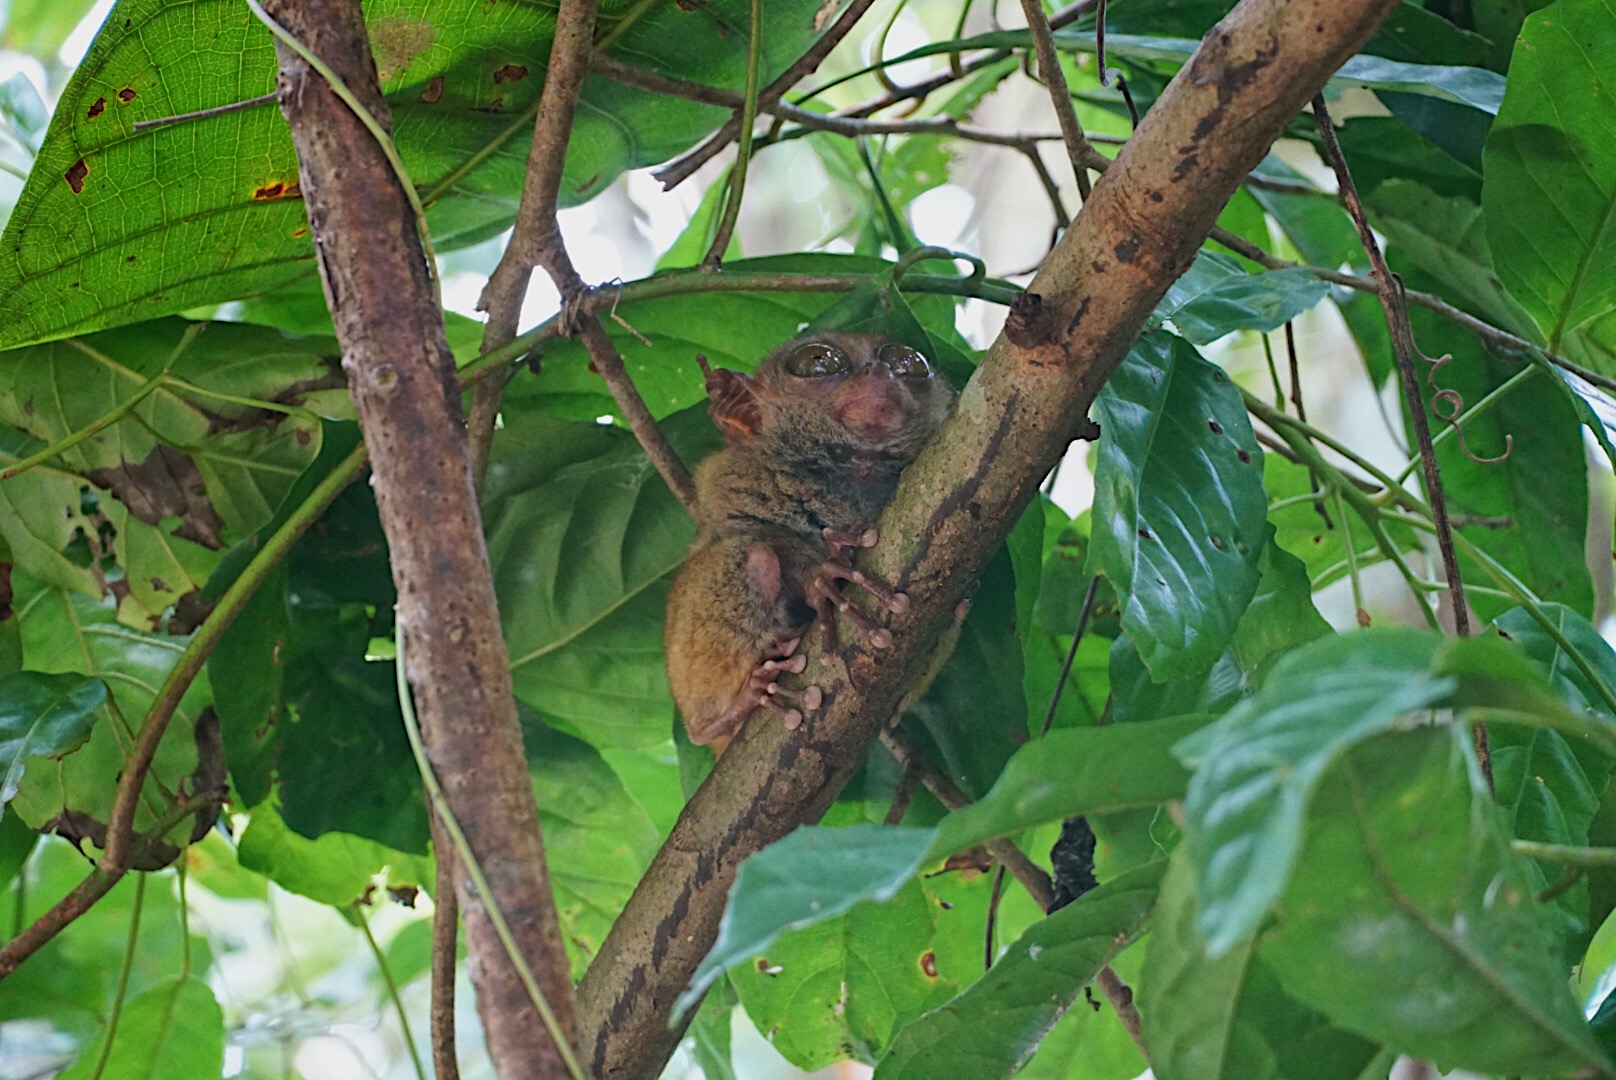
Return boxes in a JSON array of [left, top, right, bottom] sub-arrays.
[[1395, 274, 1514, 466]]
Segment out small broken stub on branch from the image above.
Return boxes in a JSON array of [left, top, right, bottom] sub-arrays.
[[1004, 292, 1069, 367]]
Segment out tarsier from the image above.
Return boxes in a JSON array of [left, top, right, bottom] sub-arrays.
[[664, 331, 956, 751]]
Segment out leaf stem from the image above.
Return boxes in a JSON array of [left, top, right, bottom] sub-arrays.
[[357, 902, 428, 1080]]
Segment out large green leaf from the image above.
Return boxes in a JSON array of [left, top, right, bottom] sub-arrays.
[[872, 862, 1165, 1080], [1088, 333, 1268, 680], [524, 715, 660, 979], [934, 715, 1205, 856], [730, 878, 952, 1069], [235, 800, 431, 906], [57, 976, 225, 1080], [1483, 0, 1616, 348], [1260, 726, 1607, 1075], [1176, 629, 1452, 953], [0, 0, 842, 346], [1138, 854, 1383, 1080], [0, 670, 106, 818], [903, 543, 1027, 800], [489, 408, 718, 749], [209, 480, 429, 855]]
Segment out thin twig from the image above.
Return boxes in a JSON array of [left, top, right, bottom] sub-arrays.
[[1040, 576, 1099, 736], [429, 812, 462, 1080], [132, 92, 278, 131], [1018, 0, 1101, 197], [1311, 97, 1478, 671], [654, 0, 882, 189], [704, 0, 764, 266]]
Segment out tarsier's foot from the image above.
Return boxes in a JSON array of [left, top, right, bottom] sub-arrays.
[[807, 551, 909, 652], [740, 638, 822, 731]]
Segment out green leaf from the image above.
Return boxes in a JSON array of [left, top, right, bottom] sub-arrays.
[[934, 715, 1205, 856], [904, 543, 1027, 799], [236, 801, 429, 906], [730, 879, 952, 1069], [1088, 333, 1268, 680], [0, 810, 37, 895], [7, 572, 208, 842], [872, 861, 1165, 1080], [1176, 629, 1453, 953], [58, 976, 224, 1080], [524, 715, 660, 978], [1371, 182, 1538, 339], [0, 0, 840, 346], [1138, 854, 1383, 1080], [491, 408, 718, 749], [1155, 252, 1329, 345], [1334, 117, 1482, 203], [1012, 943, 1149, 1080], [1483, 0, 1616, 347], [209, 479, 428, 854], [0, 671, 106, 818], [1260, 726, 1607, 1076], [679, 824, 937, 1018]]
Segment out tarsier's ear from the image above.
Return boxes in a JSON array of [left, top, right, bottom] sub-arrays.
[[699, 355, 763, 442]]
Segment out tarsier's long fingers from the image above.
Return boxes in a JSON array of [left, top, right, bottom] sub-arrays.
[[808, 571, 894, 650]]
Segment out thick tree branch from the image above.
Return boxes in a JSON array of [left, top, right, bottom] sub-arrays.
[[575, 0, 1399, 1075], [260, 4, 580, 1077]]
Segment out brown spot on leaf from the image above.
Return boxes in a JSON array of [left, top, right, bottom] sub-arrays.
[[1236, 449, 1251, 463], [65, 158, 88, 194], [920, 951, 937, 978], [252, 179, 303, 201], [371, 16, 437, 81], [488, 97, 504, 112], [151, 577, 169, 592], [85, 445, 226, 549], [1208, 419, 1223, 434], [117, 86, 137, 103], [0, 561, 11, 622], [493, 64, 529, 84], [420, 75, 444, 104], [87, 97, 106, 119], [292, 226, 308, 238]]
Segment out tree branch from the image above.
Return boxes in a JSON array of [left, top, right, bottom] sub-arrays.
[[574, 0, 1400, 1075], [260, 4, 580, 1076]]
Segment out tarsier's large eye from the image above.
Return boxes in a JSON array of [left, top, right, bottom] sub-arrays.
[[785, 342, 850, 377], [877, 342, 932, 379]]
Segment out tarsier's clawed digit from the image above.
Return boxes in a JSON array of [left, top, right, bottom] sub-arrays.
[[664, 332, 956, 753]]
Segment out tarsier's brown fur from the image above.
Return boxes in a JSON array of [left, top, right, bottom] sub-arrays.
[[664, 332, 956, 751]]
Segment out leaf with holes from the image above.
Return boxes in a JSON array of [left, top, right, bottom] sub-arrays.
[[1088, 333, 1268, 680], [0, 0, 849, 346]]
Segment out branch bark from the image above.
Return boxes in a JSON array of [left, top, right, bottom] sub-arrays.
[[261, 4, 580, 1077], [575, 0, 1399, 1074]]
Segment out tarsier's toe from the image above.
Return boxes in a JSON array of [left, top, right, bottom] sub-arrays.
[[868, 627, 893, 649]]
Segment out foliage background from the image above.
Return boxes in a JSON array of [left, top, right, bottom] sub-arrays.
[[0, 0, 1614, 1077]]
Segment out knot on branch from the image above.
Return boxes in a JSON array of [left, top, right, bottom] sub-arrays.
[[1004, 292, 1073, 368]]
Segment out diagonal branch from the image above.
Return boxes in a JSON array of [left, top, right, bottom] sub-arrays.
[[574, 0, 1401, 1076]]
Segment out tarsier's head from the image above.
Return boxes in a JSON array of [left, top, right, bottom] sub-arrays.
[[704, 332, 955, 456]]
